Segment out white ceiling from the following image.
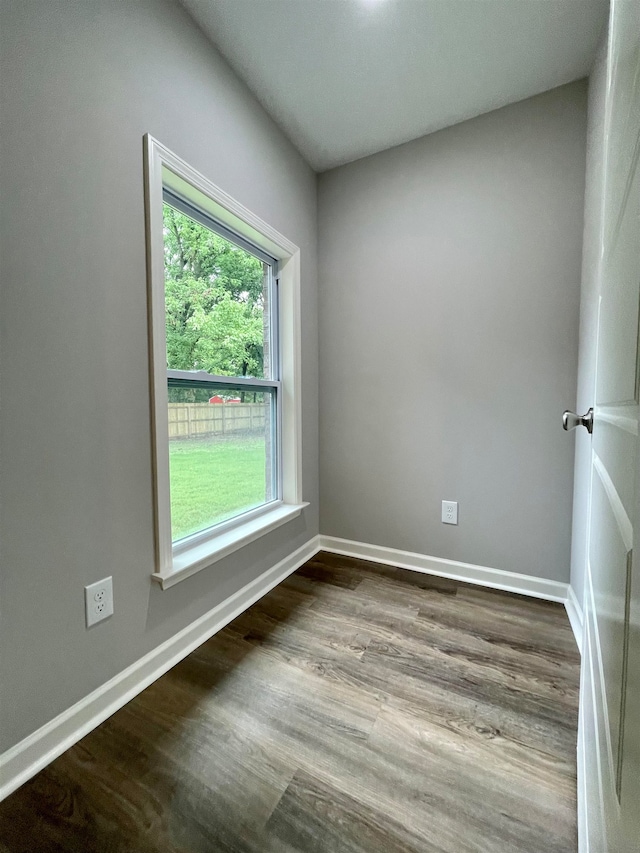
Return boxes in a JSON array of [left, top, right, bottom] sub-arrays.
[[181, 0, 608, 172]]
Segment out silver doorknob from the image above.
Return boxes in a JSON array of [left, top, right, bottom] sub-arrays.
[[563, 407, 593, 434]]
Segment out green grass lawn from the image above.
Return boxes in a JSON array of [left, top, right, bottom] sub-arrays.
[[169, 437, 267, 541]]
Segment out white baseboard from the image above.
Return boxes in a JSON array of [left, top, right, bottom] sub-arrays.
[[319, 535, 570, 603], [564, 584, 584, 654], [0, 535, 320, 803]]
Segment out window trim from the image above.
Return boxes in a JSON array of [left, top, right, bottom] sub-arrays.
[[143, 135, 306, 589]]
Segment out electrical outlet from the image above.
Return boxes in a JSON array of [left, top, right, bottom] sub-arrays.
[[442, 500, 458, 525], [85, 577, 114, 627]]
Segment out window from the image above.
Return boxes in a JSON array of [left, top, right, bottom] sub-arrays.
[[144, 137, 305, 588], [163, 194, 280, 542]]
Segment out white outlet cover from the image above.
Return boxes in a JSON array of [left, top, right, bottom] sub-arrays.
[[85, 576, 114, 627], [442, 500, 458, 525]]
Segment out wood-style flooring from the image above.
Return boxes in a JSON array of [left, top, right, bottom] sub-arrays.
[[0, 552, 581, 853]]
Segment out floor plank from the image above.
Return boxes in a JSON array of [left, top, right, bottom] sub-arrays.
[[0, 552, 580, 852]]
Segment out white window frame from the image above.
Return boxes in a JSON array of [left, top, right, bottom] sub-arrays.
[[144, 135, 306, 589]]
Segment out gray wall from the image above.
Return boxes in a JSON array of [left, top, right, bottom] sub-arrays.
[[318, 83, 587, 582], [0, 0, 318, 752], [570, 28, 609, 607]]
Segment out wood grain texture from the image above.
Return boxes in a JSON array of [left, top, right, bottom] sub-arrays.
[[0, 552, 580, 852]]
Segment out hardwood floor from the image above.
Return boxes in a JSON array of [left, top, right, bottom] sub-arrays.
[[0, 552, 581, 853]]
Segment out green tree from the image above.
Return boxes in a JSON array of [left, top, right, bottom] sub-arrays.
[[163, 204, 266, 379]]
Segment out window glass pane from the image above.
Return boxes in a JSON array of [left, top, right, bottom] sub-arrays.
[[168, 384, 277, 542], [163, 202, 273, 379]]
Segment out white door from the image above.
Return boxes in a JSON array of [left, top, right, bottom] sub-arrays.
[[577, 1, 640, 850]]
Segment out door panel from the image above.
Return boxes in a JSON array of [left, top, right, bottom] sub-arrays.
[[595, 416, 637, 512], [605, 2, 640, 209], [619, 590, 639, 845], [596, 166, 640, 405], [590, 467, 631, 765]]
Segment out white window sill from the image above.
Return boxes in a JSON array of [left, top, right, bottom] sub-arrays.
[[151, 502, 309, 589]]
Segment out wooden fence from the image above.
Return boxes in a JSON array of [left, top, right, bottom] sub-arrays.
[[168, 403, 267, 440]]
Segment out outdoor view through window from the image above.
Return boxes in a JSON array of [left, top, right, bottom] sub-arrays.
[[163, 199, 278, 542]]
